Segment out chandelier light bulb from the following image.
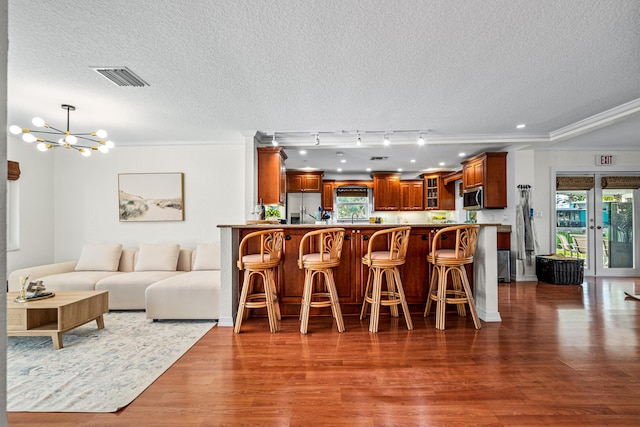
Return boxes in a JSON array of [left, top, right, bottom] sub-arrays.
[[37, 142, 48, 151], [80, 148, 91, 157], [98, 145, 109, 153], [9, 125, 23, 134], [65, 134, 78, 145], [106, 140, 115, 149], [22, 133, 37, 143], [32, 117, 46, 127], [95, 129, 108, 138]]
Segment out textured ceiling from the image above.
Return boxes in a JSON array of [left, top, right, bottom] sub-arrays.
[[7, 0, 640, 175]]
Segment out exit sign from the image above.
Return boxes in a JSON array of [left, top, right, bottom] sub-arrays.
[[596, 154, 614, 165]]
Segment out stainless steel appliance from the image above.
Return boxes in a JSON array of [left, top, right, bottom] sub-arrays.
[[462, 187, 483, 210]]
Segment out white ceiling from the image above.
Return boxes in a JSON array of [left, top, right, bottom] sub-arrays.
[[7, 0, 640, 176]]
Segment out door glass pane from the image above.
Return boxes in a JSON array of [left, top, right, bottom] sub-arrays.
[[555, 191, 587, 262], [603, 189, 634, 269]]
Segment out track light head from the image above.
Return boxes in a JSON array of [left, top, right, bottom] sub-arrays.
[[314, 134, 320, 145]]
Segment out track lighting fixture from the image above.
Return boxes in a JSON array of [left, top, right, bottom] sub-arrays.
[[314, 134, 320, 146], [356, 131, 362, 146], [271, 133, 278, 147], [383, 134, 390, 146], [417, 134, 425, 146]]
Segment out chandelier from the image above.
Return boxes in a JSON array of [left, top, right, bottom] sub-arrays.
[[9, 104, 115, 157]]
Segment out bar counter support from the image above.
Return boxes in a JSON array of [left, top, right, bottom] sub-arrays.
[[219, 224, 502, 327]]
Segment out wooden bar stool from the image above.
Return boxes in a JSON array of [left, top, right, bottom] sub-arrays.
[[424, 225, 481, 330], [235, 229, 284, 334], [360, 226, 413, 333], [298, 228, 346, 334]]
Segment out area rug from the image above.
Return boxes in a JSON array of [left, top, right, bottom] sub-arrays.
[[7, 311, 216, 412]]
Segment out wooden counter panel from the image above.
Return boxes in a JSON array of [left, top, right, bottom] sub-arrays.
[[235, 225, 479, 316]]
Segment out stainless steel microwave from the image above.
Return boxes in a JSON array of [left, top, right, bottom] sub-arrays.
[[463, 187, 483, 210]]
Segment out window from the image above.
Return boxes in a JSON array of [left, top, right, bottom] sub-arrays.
[[335, 187, 371, 223], [6, 179, 20, 251]]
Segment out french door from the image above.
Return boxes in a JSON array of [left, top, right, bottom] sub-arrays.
[[555, 173, 638, 277]]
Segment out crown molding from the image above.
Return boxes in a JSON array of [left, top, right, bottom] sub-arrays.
[[550, 97, 640, 142]]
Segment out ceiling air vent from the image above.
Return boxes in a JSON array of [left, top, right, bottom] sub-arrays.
[[370, 156, 388, 161], [91, 66, 150, 87]]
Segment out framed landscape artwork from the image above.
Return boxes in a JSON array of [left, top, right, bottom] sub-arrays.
[[118, 173, 184, 222]]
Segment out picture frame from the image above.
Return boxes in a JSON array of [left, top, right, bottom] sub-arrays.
[[118, 173, 184, 222]]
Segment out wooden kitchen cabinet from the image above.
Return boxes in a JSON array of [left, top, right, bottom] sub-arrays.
[[372, 173, 400, 211], [257, 147, 287, 205], [461, 152, 507, 208], [321, 180, 335, 211], [286, 171, 323, 192], [421, 172, 455, 210], [399, 180, 424, 210], [462, 159, 484, 189]]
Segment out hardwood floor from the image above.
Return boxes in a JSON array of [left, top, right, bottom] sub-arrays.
[[8, 277, 640, 426]]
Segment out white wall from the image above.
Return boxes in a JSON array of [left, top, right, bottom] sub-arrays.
[[2, 0, 9, 419], [7, 141, 247, 272]]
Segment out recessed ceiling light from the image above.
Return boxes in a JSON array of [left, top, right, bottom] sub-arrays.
[[397, 168, 403, 172], [366, 167, 372, 172], [439, 162, 445, 166], [299, 150, 307, 155], [337, 168, 342, 172], [410, 159, 416, 163], [517, 124, 526, 129], [458, 152, 465, 157], [340, 159, 346, 163], [336, 151, 344, 156]]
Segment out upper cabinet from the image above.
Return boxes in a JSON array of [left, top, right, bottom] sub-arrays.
[[372, 173, 400, 211], [421, 172, 455, 210], [321, 180, 335, 211], [257, 147, 287, 205], [286, 171, 323, 192], [461, 152, 507, 208], [399, 180, 424, 211]]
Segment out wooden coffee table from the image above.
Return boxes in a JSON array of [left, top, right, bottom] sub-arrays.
[[7, 290, 108, 349]]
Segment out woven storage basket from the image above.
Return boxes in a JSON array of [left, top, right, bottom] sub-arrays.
[[536, 255, 584, 285]]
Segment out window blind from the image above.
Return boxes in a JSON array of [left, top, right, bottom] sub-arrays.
[[556, 176, 594, 190]]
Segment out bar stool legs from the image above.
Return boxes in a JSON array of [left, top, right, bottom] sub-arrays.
[[235, 268, 280, 334], [360, 265, 413, 333], [299, 267, 345, 334]]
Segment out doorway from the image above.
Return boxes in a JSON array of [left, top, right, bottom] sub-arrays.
[[554, 174, 639, 277]]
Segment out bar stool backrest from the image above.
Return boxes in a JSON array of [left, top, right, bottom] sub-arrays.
[[431, 225, 479, 262], [237, 228, 284, 270], [367, 226, 411, 261], [298, 228, 345, 266]]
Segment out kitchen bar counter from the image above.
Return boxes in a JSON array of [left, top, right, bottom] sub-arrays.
[[217, 223, 501, 327]]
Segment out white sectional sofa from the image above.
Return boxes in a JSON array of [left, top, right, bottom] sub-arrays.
[[7, 243, 220, 320]]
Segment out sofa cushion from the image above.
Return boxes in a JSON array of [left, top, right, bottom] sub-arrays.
[[145, 271, 220, 320], [192, 243, 220, 271], [40, 271, 124, 291], [75, 243, 123, 271], [96, 271, 185, 309], [134, 243, 180, 271]]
